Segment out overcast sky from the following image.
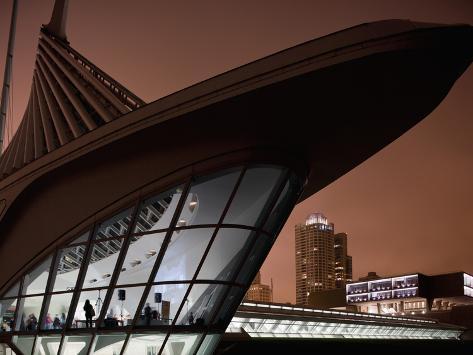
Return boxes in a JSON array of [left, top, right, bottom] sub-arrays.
[[1, 0, 472, 303]]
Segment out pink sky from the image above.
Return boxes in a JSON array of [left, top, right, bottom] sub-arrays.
[[1, 0, 472, 303]]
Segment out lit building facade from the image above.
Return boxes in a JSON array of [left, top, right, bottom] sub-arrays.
[[0, 0, 472, 353], [334, 233, 353, 288], [346, 272, 473, 316], [295, 213, 335, 305], [227, 302, 464, 339], [295, 215, 353, 305], [244, 272, 272, 303]]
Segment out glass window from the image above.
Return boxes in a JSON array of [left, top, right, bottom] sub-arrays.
[[62, 335, 92, 355], [176, 169, 240, 227], [116, 232, 166, 286], [90, 334, 126, 354], [210, 286, 245, 327], [13, 336, 35, 355], [1, 282, 19, 298], [51, 245, 87, 292], [102, 286, 144, 328], [133, 186, 183, 233], [176, 283, 228, 327], [15, 295, 44, 331], [235, 234, 272, 286], [69, 231, 90, 245], [94, 208, 133, 239], [196, 334, 220, 355], [223, 167, 284, 227], [263, 173, 301, 235], [154, 229, 213, 282], [197, 228, 254, 281], [138, 283, 189, 326], [41, 293, 72, 330], [70, 289, 106, 329], [123, 333, 166, 355], [0, 298, 17, 332], [0, 343, 14, 355], [163, 333, 202, 355], [34, 335, 62, 355], [82, 240, 123, 289], [23, 257, 53, 295]]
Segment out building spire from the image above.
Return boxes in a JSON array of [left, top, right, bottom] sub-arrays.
[[44, 0, 70, 42], [0, 0, 19, 154]]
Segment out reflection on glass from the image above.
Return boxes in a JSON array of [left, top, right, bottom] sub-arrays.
[[116, 232, 166, 285], [176, 284, 227, 326], [1, 282, 19, 298], [34, 335, 62, 355], [23, 257, 53, 295], [71, 289, 106, 329], [133, 186, 183, 233], [15, 295, 44, 331], [62, 335, 92, 355], [197, 228, 253, 281], [164, 333, 202, 355], [52, 245, 86, 292], [235, 234, 272, 286], [176, 169, 240, 226], [155, 229, 213, 282], [94, 208, 133, 239], [263, 173, 301, 235], [69, 231, 90, 245], [196, 334, 221, 355], [102, 286, 144, 328], [0, 298, 17, 331], [138, 284, 189, 326], [41, 293, 72, 330], [223, 167, 284, 227], [13, 336, 35, 355], [82, 241, 123, 289], [210, 286, 245, 327], [123, 333, 166, 355], [91, 334, 126, 355]]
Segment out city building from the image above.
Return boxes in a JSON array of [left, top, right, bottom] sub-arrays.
[[244, 272, 273, 303], [346, 272, 473, 316], [295, 213, 335, 304], [295, 214, 353, 305], [0, 0, 472, 353], [334, 233, 353, 288]]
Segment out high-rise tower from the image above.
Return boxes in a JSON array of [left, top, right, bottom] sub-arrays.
[[334, 232, 353, 288], [295, 213, 336, 305]]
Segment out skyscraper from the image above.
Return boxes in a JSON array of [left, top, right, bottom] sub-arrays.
[[295, 213, 336, 305], [295, 214, 354, 305], [334, 233, 353, 288]]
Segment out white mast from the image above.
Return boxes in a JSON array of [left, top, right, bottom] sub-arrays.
[[0, 0, 19, 154]]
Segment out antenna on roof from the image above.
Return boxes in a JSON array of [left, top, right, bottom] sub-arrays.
[[44, 0, 70, 42], [0, 0, 18, 154]]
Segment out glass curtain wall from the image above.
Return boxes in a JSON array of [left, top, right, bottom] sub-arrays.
[[0, 164, 303, 355]]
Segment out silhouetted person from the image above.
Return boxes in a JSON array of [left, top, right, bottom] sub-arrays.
[[83, 299, 95, 328], [144, 303, 152, 326], [53, 314, 61, 329], [188, 312, 194, 325]]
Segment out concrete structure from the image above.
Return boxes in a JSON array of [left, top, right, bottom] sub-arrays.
[[244, 272, 272, 303], [346, 272, 473, 316], [0, 0, 472, 353]]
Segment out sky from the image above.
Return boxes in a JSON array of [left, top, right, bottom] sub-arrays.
[[1, 0, 472, 303]]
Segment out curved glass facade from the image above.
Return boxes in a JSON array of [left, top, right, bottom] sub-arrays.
[[0, 164, 303, 354]]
